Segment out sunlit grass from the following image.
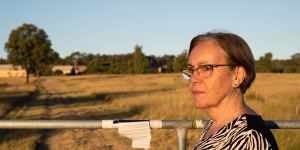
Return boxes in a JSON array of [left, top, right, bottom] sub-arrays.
[[0, 73, 299, 149]]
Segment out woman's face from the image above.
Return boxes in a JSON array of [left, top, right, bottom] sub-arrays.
[[188, 40, 236, 110]]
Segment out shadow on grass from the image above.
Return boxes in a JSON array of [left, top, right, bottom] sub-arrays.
[[17, 88, 174, 109], [0, 105, 144, 150], [70, 74, 126, 81], [0, 92, 34, 118], [0, 87, 172, 149], [26, 105, 145, 120], [0, 87, 167, 119], [0, 83, 9, 88]]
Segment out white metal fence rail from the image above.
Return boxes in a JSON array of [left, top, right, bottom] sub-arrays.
[[0, 120, 300, 150]]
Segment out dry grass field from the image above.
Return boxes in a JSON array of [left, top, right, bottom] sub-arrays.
[[0, 73, 299, 150]]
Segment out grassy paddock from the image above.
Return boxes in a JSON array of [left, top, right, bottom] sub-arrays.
[[0, 73, 299, 150]]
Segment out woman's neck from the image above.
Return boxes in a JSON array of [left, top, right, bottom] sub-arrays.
[[205, 90, 257, 128]]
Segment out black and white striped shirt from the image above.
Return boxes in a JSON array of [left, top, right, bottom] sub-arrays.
[[194, 114, 278, 150]]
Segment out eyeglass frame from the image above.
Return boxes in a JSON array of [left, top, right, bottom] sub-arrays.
[[182, 64, 236, 80]]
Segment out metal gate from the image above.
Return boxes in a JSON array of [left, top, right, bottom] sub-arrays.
[[0, 120, 299, 150]]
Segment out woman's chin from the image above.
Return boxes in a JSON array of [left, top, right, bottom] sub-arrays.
[[193, 95, 208, 108], [193, 98, 207, 109]]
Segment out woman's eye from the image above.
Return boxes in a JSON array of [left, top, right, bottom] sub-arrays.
[[201, 65, 212, 71]]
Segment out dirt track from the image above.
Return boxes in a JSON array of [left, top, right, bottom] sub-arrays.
[[4, 78, 134, 150], [39, 78, 133, 150]]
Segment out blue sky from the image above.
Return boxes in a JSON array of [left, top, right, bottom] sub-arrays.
[[0, 0, 299, 60]]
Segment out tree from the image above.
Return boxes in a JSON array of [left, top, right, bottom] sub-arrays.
[[0, 58, 7, 64], [160, 55, 175, 72], [5, 23, 59, 83], [173, 50, 188, 72], [63, 51, 88, 65], [256, 52, 273, 72], [132, 45, 149, 73], [86, 58, 104, 73], [109, 54, 134, 74], [291, 53, 300, 66], [284, 53, 300, 73], [291, 53, 300, 60]]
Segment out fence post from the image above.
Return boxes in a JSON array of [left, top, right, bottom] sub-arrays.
[[176, 128, 187, 150]]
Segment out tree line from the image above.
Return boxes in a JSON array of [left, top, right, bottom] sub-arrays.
[[256, 52, 300, 73], [41, 50, 300, 74], [2, 23, 300, 83], [55, 48, 187, 74]]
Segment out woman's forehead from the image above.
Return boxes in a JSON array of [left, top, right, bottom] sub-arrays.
[[188, 41, 228, 65]]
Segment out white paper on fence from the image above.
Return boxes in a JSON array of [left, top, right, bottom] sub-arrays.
[[118, 121, 151, 149]]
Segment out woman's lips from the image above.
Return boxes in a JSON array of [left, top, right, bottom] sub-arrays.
[[192, 91, 205, 95]]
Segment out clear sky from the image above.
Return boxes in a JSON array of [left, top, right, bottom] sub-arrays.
[[0, 0, 299, 60]]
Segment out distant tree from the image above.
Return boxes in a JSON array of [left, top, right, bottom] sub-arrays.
[[256, 52, 273, 72], [0, 58, 7, 64], [283, 52, 300, 73], [63, 51, 87, 65], [173, 50, 188, 72], [291, 53, 300, 60], [110, 60, 128, 74], [291, 53, 300, 66], [110, 54, 133, 74], [86, 58, 106, 73], [160, 55, 175, 72], [270, 59, 284, 73], [132, 45, 149, 73], [147, 55, 159, 72], [263, 52, 273, 61], [5, 23, 59, 83]]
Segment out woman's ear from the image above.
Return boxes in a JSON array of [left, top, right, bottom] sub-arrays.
[[233, 66, 246, 87]]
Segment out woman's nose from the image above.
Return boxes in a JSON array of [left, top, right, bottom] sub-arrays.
[[189, 71, 201, 83], [189, 73, 201, 90]]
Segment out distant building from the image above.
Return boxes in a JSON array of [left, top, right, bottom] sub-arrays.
[[76, 65, 87, 74], [0, 64, 26, 77], [158, 65, 168, 73], [52, 65, 87, 75], [52, 65, 73, 75], [0, 64, 87, 77]]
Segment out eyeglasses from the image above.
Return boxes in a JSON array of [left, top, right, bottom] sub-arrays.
[[182, 64, 235, 80]]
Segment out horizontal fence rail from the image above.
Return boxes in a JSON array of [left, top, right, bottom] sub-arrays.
[[0, 120, 300, 150], [0, 120, 300, 129]]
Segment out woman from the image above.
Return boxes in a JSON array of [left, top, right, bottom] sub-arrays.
[[182, 32, 278, 149]]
